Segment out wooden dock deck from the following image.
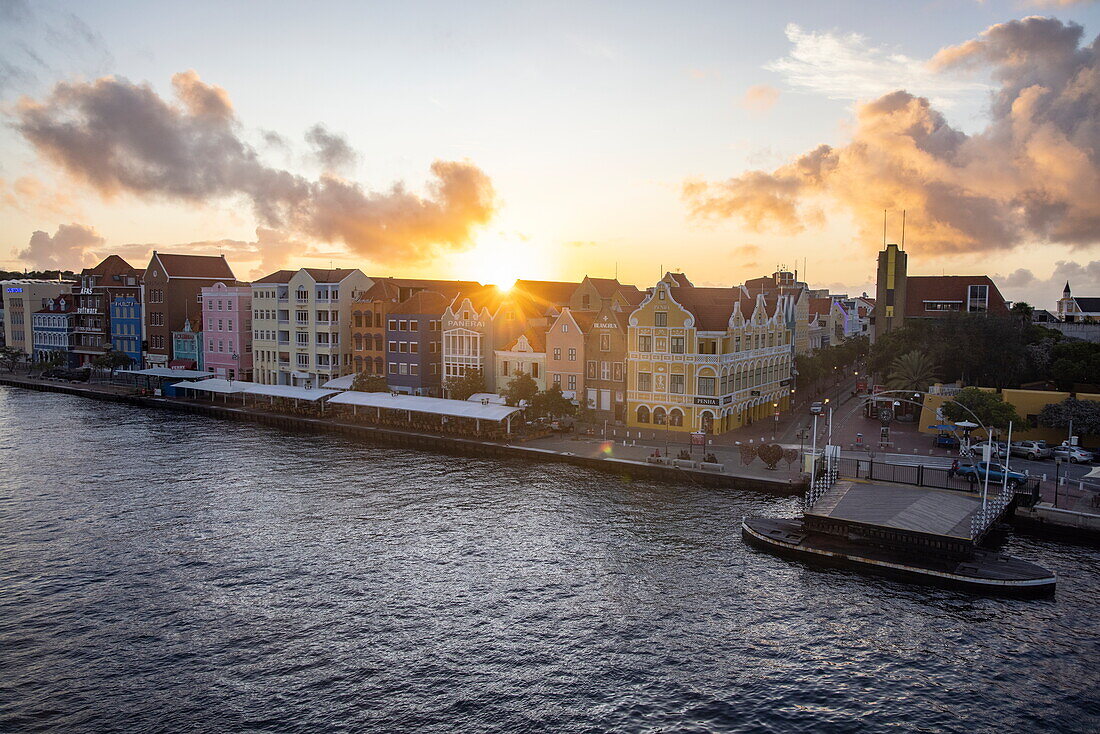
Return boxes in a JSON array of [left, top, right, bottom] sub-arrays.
[[805, 480, 985, 540]]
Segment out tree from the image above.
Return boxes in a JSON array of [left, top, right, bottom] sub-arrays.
[[32, 351, 67, 373], [782, 447, 800, 471], [941, 387, 1021, 431], [1038, 398, 1100, 436], [91, 349, 133, 377], [0, 346, 23, 372], [530, 384, 576, 418], [886, 350, 940, 392], [738, 442, 757, 466], [1011, 301, 1034, 324], [501, 370, 538, 407], [444, 368, 486, 401], [351, 372, 389, 392]]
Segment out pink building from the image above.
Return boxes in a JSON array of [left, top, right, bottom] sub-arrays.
[[201, 281, 253, 380]]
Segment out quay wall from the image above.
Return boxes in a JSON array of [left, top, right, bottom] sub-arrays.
[[0, 376, 802, 496]]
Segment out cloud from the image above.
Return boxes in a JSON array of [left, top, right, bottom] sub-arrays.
[[733, 244, 760, 255], [304, 124, 357, 173], [18, 223, 105, 269], [765, 23, 986, 108], [13, 70, 497, 264], [740, 84, 779, 112], [997, 259, 1100, 309], [1, 175, 82, 217], [685, 18, 1100, 256]]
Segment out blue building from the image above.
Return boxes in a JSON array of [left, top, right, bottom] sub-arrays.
[[386, 291, 448, 396], [31, 295, 77, 366], [110, 295, 143, 367], [171, 318, 203, 370]]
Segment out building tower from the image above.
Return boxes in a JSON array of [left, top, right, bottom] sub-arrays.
[[1058, 281, 1074, 322], [874, 243, 907, 340]]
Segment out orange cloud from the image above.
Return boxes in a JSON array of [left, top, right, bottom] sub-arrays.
[[15, 71, 496, 264], [685, 18, 1100, 256], [740, 84, 780, 112]]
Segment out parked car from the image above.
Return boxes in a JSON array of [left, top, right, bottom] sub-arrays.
[[956, 461, 1028, 489], [1051, 445, 1095, 464], [933, 433, 960, 449], [1010, 440, 1051, 461], [968, 440, 1007, 459]]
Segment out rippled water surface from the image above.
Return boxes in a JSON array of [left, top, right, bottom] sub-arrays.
[[1, 387, 1099, 733]]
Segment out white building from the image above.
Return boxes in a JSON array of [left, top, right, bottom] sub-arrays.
[[250, 268, 372, 387]]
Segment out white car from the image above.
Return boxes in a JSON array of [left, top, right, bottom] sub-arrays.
[[968, 440, 1006, 459], [1051, 445, 1094, 464]]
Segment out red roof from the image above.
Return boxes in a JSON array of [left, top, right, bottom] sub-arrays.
[[253, 269, 296, 284], [153, 252, 235, 280], [391, 290, 452, 315], [808, 297, 834, 317], [905, 276, 1009, 317], [80, 254, 139, 279], [512, 280, 580, 309], [301, 268, 359, 283]]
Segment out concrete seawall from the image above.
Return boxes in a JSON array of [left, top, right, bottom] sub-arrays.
[[0, 376, 804, 496]]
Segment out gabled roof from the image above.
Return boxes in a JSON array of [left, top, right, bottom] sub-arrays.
[[905, 275, 1009, 316], [665, 272, 693, 288], [34, 295, 76, 314], [570, 310, 598, 333], [506, 327, 546, 353], [301, 268, 360, 283], [391, 290, 452, 315], [153, 252, 235, 280], [512, 280, 580, 309], [1071, 297, 1100, 312], [808, 297, 836, 317], [252, 269, 295, 284], [450, 285, 507, 314], [81, 254, 138, 278]]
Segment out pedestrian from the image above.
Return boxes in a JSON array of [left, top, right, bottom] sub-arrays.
[[948, 458, 959, 479]]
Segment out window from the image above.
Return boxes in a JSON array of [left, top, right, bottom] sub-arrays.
[[923, 301, 961, 312], [502, 360, 509, 375], [562, 323, 569, 332], [698, 376, 716, 396], [567, 375, 577, 390], [296, 288, 308, 301], [296, 332, 309, 346], [399, 363, 408, 375], [388, 319, 397, 330], [967, 285, 989, 313], [637, 406, 650, 423], [398, 342, 408, 353], [399, 320, 407, 331], [296, 353, 309, 367], [600, 362, 610, 380], [638, 335, 652, 352], [670, 374, 685, 394], [637, 372, 652, 391], [586, 360, 597, 379], [218, 319, 223, 331], [316, 332, 330, 345], [669, 409, 683, 427], [410, 342, 419, 354], [316, 311, 329, 322], [568, 348, 577, 361], [531, 363, 539, 378], [411, 364, 419, 375], [553, 373, 561, 385], [553, 347, 561, 360], [410, 320, 419, 331], [654, 312, 667, 327], [388, 340, 397, 352], [296, 310, 308, 323], [389, 362, 397, 374], [670, 337, 684, 354]]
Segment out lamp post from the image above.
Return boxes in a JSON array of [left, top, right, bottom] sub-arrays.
[[772, 401, 778, 440]]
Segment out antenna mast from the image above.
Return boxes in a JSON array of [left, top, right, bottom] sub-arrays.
[[883, 209, 887, 247], [901, 210, 906, 250]]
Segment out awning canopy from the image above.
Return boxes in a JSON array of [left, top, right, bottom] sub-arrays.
[[174, 378, 245, 394], [322, 374, 356, 390], [329, 391, 523, 421], [241, 383, 338, 402], [119, 367, 213, 379], [467, 392, 507, 405]]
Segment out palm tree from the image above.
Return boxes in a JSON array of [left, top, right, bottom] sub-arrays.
[[886, 350, 941, 393]]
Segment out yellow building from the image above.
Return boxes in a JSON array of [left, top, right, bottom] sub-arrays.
[[918, 387, 1100, 443], [626, 273, 794, 435]]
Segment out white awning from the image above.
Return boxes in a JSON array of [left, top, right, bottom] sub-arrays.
[[322, 374, 357, 390], [467, 392, 506, 405], [329, 391, 523, 421], [119, 368, 214, 379], [241, 383, 339, 401], [173, 378, 245, 394]]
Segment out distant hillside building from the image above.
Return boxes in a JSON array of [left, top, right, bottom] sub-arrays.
[[873, 243, 1009, 341]]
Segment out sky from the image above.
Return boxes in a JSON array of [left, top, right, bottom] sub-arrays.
[[1, 0, 1099, 309]]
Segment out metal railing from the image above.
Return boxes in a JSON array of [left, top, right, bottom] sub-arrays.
[[803, 454, 839, 510]]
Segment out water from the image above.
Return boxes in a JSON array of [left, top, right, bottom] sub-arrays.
[[1, 387, 1098, 733]]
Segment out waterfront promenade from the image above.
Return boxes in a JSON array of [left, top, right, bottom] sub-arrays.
[[0, 373, 805, 495]]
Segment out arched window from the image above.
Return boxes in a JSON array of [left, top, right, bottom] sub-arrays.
[[354, 356, 363, 372], [700, 411, 714, 433], [365, 310, 374, 328], [669, 408, 684, 427], [637, 405, 650, 424], [374, 356, 384, 374], [653, 407, 667, 425], [354, 334, 363, 351], [353, 311, 363, 328]]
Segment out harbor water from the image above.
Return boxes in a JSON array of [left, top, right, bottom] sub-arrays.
[[1, 386, 1099, 732]]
